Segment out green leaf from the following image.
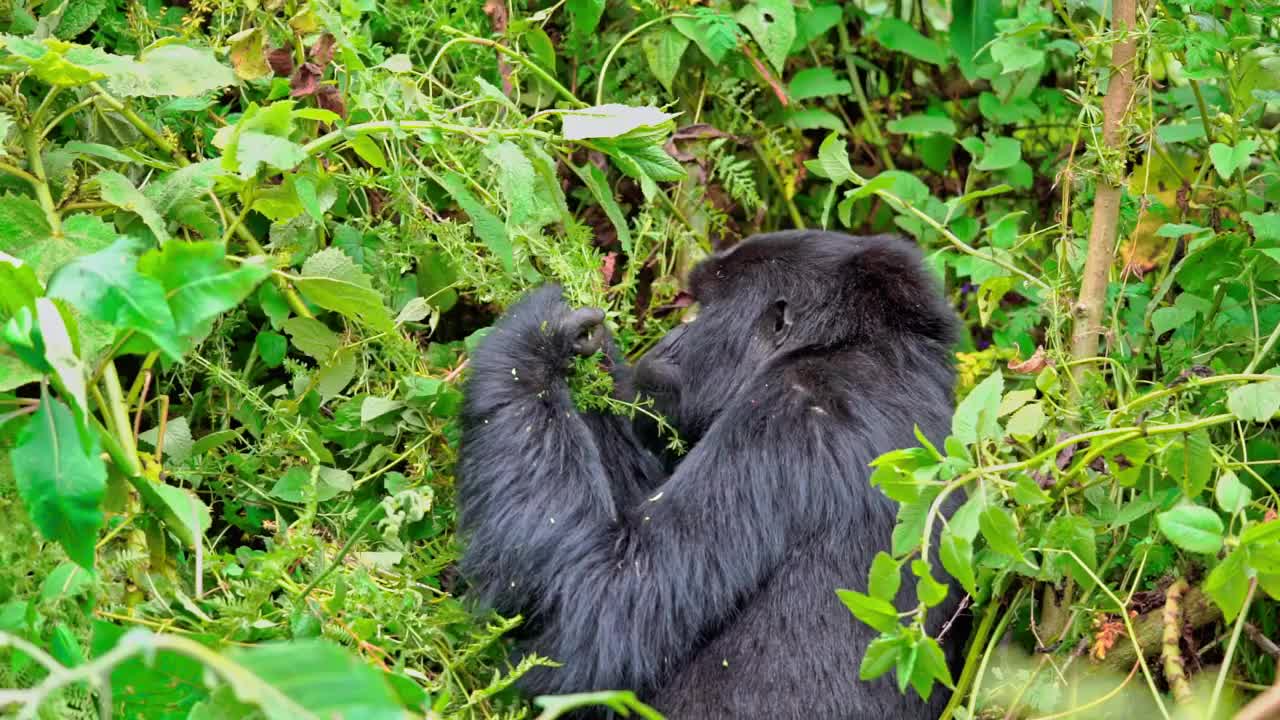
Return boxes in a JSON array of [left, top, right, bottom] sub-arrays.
[[1005, 401, 1045, 440], [224, 639, 403, 720], [913, 561, 949, 608], [1164, 429, 1213, 499], [1010, 475, 1051, 507], [990, 37, 1044, 74], [55, 0, 109, 39], [1156, 505, 1224, 555], [836, 589, 899, 633], [347, 135, 387, 169], [96, 170, 170, 244], [138, 416, 193, 465], [1215, 470, 1251, 514], [1204, 548, 1249, 622], [1241, 212, 1280, 242], [810, 132, 853, 183], [151, 483, 211, 542], [1208, 140, 1259, 180], [671, 12, 740, 66], [914, 636, 955, 691], [315, 348, 358, 401], [11, 390, 106, 568], [256, 330, 287, 367], [573, 162, 632, 255], [483, 141, 539, 230], [0, 252, 43, 315], [105, 43, 235, 98], [138, 241, 271, 345], [950, 0, 1002, 80], [736, 0, 796, 73], [282, 317, 339, 361], [34, 299, 88, 415], [939, 529, 976, 596], [873, 18, 947, 66], [295, 276, 393, 335], [46, 237, 183, 360], [973, 137, 1021, 171], [979, 505, 1026, 563], [886, 114, 957, 136], [868, 552, 901, 602], [566, 0, 606, 37], [860, 634, 905, 681], [952, 369, 1003, 446], [788, 66, 850, 100], [642, 25, 690, 93], [439, 171, 513, 274], [1227, 380, 1280, 423], [533, 691, 662, 720], [41, 561, 96, 604], [786, 108, 845, 132], [234, 132, 308, 179], [272, 466, 344, 503]]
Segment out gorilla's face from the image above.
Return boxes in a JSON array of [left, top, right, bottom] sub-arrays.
[[632, 231, 957, 445]]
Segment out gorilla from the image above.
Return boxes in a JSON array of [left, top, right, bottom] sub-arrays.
[[455, 230, 963, 719]]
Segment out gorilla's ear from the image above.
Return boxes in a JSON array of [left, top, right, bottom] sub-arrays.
[[841, 235, 957, 343]]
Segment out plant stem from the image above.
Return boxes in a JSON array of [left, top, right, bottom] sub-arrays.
[[1161, 577, 1193, 705], [433, 29, 584, 108], [1069, 0, 1139, 387], [302, 119, 553, 157], [101, 361, 139, 472], [1245, 319, 1280, 374], [1208, 578, 1258, 718], [595, 14, 690, 106], [22, 125, 61, 233], [0, 160, 40, 186], [941, 585, 1022, 720], [88, 82, 189, 167], [295, 502, 385, 605]]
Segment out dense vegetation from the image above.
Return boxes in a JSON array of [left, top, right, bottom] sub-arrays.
[[0, 0, 1277, 717]]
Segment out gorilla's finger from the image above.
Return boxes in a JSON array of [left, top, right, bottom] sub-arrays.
[[562, 307, 606, 356]]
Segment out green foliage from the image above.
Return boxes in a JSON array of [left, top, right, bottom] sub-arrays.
[[0, 0, 1275, 718]]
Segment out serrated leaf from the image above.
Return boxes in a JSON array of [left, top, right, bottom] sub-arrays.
[[235, 132, 307, 179], [138, 416, 194, 464], [671, 11, 740, 66], [868, 552, 901, 602], [439, 171, 513, 274], [836, 589, 899, 633], [1242, 212, 1280, 242], [96, 170, 169, 244], [106, 43, 235, 98], [860, 634, 905, 681], [361, 396, 404, 423], [736, 0, 795, 73], [939, 529, 976, 596], [643, 25, 690, 93], [34, 299, 87, 415], [874, 18, 946, 65], [137, 241, 270, 347], [46, 237, 183, 360], [483, 141, 539, 230], [282, 317, 338, 361], [223, 639, 402, 720], [12, 390, 106, 568], [953, 370, 1003, 446], [1156, 505, 1224, 555], [301, 248, 372, 288], [295, 277, 393, 335], [1005, 401, 1045, 440], [1227, 380, 1280, 423]]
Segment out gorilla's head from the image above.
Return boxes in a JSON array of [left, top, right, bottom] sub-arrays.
[[633, 231, 957, 444]]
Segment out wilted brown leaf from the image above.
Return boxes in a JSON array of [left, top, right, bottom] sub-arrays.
[[315, 85, 347, 118], [267, 48, 294, 77], [309, 34, 337, 68], [290, 62, 322, 98]]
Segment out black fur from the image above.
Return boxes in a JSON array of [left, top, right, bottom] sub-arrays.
[[456, 230, 964, 719]]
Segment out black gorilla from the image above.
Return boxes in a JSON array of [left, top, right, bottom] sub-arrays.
[[456, 230, 962, 719]]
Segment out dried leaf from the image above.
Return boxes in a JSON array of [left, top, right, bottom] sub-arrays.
[[267, 48, 294, 77], [309, 33, 337, 68], [290, 62, 322, 98], [315, 85, 346, 118]]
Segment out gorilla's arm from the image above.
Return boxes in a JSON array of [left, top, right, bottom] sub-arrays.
[[457, 286, 820, 694]]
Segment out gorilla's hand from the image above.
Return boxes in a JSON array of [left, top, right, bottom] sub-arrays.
[[560, 307, 606, 357]]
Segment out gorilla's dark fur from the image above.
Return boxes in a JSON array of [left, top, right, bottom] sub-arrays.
[[456, 230, 963, 719]]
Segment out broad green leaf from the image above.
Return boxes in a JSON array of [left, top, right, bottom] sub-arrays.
[[0, 35, 111, 85], [63, 141, 134, 163], [1046, 515, 1096, 588], [1005, 401, 1045, 440], [0, 194, 55, 276], [272, 466, 344, 503], [868, 552, 901, 602], [138, 416, 194, 465], [315, 349, 358, 400], [1204, 548, 1249, 622], [950, 0, 1002, 80], [566, 0, 606, 37], [415, 249, 458, 312], [1208, 140, 1259, 180], [234, 132, 307, 179], [55, 0, 109, 39], [46, 237, 183, 360], [41, 561, 96, 604], [860, 634, 905, 681], [990, 37, 1044, 74], [105, 43, 235, 98], [886, 114, 957, 136], [483, 141, 540, 230], [914, 636, 955, 691], [913, 560, 948, 608], [810, 132, 853, 183], [835, 589, 899, 633], [96, 170, 170, 244], [256, 330, 287, 367], [671, 13, 740, 66], [228, 27, 270, 81], [282, 317, 339, 361], [35, 299, 87, 415], [979, 506, 1026, 562], [642, 25, 690, 93], [952, 369, 1003, 446], [973, 137, 1021, 171], [151, 483, 211, 542], [347, 135, 387, 169], [736, 0, 796, 73], [786, 108, 845, 132], [439, 171, 513, 274], [224, 639, 403, 720], [939, 529, 976, 596], [138, 241, 270, 347], [1155, 222, 1211, 238], [874, 18, 946, 65], [1164, 429, 1213, 499], [1010, 475, 1051, 506], [1215, 470, 1251, 514], [1227, 380, 1280, 423], [573, 162, 632, 254], [1241, 212, 1280, 242], [533, 691, 661, 720], [787, 67, 851, 100], [11, 391, 106, 568], [295, 276, 393, 334], [300, 248, 372, 288], [0, 252, 43, 315], [1156, 505, 1224, 555], [561, 104, 679, 141]]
